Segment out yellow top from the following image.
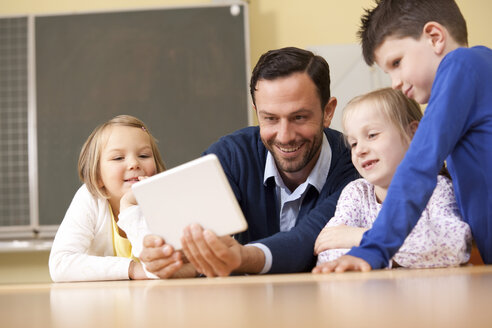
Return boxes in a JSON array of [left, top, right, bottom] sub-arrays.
[[109, 203, 138, 262]]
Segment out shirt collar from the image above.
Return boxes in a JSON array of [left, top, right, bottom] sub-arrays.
[[263, 133, 331, 193]]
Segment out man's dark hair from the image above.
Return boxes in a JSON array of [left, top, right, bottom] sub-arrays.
[[250, 47, 331, 109], [359, 0, 468, 65]]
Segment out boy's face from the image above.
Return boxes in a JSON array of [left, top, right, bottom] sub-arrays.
[[374, 36, 442, 104]]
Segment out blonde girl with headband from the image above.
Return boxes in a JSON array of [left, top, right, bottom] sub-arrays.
[[313, 88, 471, 272], [49, 115, 165, 282]]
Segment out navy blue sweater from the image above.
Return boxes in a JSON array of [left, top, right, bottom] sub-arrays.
[[204, 126, 358, 273]]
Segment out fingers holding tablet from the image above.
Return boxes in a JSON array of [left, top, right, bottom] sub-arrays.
[[182, 224, 241, 277], [139, 235, 183, 279]]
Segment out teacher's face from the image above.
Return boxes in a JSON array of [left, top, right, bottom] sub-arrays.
[[254, 72, 335, 187]]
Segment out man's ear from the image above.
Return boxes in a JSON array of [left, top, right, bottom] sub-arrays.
[[422, 21, 447, 55], [323, 97, 337, 128], [253, 103, 259, 122]]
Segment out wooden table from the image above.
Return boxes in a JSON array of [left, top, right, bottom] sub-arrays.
[[1, 265, 491, 328]]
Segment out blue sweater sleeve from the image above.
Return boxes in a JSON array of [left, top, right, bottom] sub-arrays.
[[348, 48, 479, 268]]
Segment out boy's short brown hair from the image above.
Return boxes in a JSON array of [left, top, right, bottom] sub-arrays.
[[359, 0, 468, 65]]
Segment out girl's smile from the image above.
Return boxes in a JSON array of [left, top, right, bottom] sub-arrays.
[[98, 126, 157, 215], [344, 102, 411, 201]]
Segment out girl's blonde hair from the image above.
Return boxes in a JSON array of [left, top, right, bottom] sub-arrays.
[[342, 87, 422, 144], [78, 115, 166, 198]]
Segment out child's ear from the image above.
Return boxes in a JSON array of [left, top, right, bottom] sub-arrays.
[[422, 22, 447, 55], [408, 121, 419, 137], [97, 176, 104, 188]]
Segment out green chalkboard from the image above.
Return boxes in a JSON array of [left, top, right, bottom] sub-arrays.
[[35, 4, 249, 226]]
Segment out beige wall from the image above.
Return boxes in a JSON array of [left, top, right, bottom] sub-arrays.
[[0, 0, 492, 64], [250, 0, 491, 63], [0, 0, 490, 284], [0, 251, 50, 284], [2, 0, 491, 64]]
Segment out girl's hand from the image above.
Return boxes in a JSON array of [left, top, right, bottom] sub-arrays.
[[312, 255, 372, 274], [314, 224, 368, 255], [120, 176, 149, 212], [128, 260, 148, 280]]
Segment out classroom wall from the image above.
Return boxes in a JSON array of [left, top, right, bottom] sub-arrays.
[[2, 0, 490, 64], [0, 0, 490, 284]]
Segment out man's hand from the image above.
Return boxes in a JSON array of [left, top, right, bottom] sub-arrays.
[[314, 224, 368, 255], [312, 255, 372, 273], [139, 235, 184, 278], [181, 224, 242, 277]]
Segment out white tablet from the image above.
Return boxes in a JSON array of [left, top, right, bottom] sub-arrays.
[[131, 154, 248, 250]]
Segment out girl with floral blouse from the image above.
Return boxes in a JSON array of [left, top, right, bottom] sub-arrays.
[[314, 88, 471, 270]]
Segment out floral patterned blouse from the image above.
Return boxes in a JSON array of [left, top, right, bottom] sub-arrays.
[[317, 176, 472, 268]]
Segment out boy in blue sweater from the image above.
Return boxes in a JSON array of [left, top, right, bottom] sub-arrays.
[[139, 47, 358, 277], [314, 0, 492, 273]]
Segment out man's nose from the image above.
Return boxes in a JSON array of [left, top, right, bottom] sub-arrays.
[[276, 119, 295, 144]]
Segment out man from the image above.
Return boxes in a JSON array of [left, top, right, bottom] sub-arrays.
[[140, 47, 358, 277]]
